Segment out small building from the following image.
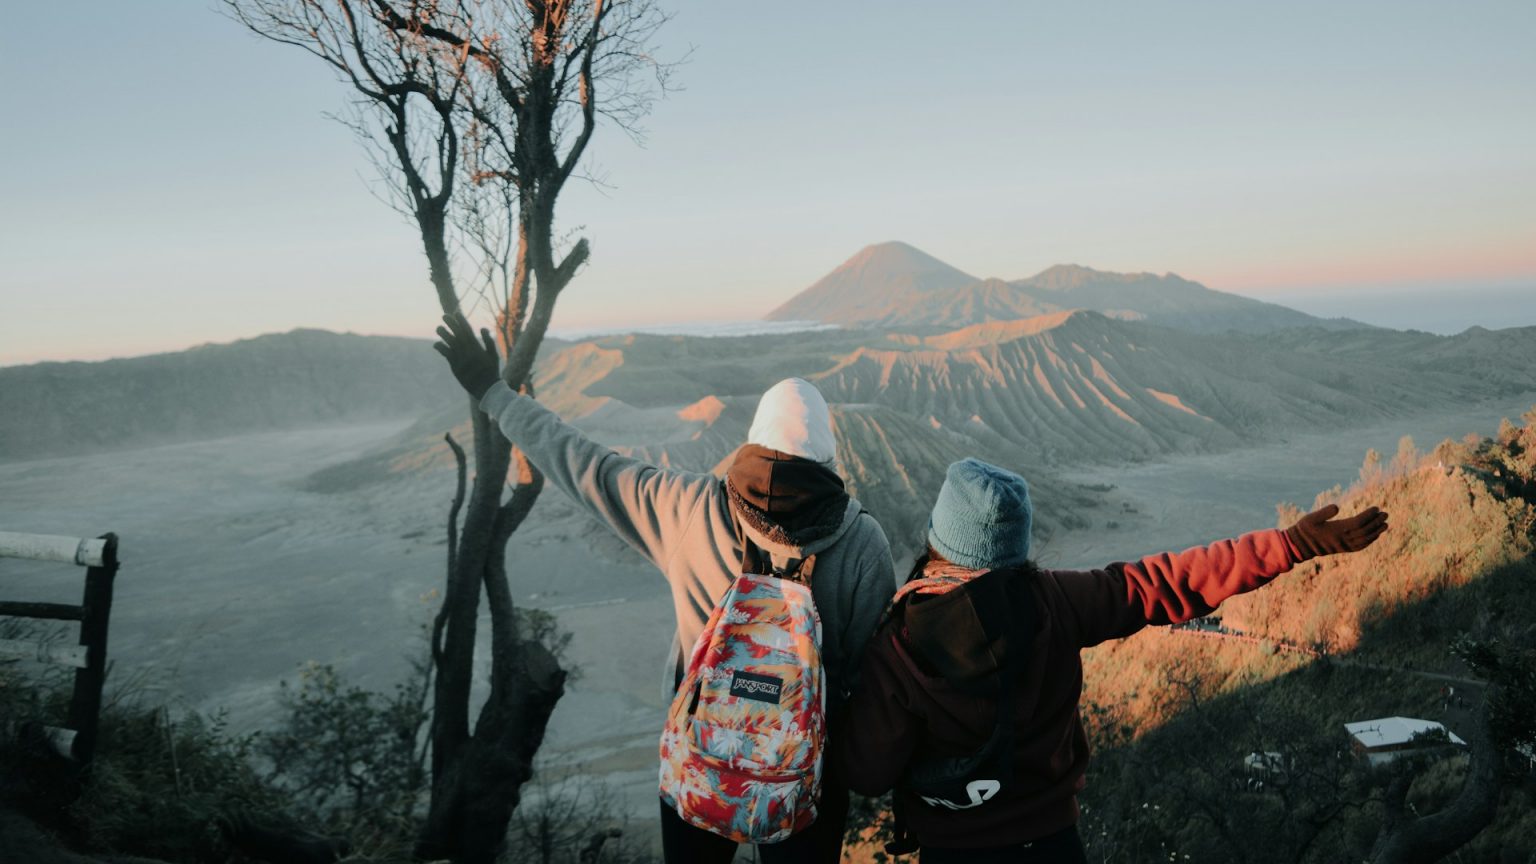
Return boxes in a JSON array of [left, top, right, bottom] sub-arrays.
[[1344, 716, 1466, 767], [1243, 751, 1286, 777], [1240, 751, 1288, 791]]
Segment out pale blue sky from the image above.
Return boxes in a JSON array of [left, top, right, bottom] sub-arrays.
[[2, 1, 1532, 364]]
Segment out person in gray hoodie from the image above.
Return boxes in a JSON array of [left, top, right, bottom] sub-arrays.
[[434, 313, 895, 864]]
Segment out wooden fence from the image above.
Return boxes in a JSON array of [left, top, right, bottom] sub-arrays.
[[0, 530, 119, 766]]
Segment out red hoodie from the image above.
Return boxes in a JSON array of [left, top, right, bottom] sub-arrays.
[[841, 529, 1301, 848]]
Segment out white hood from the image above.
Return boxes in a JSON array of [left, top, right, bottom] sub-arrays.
[[746, 377, 837, 464]]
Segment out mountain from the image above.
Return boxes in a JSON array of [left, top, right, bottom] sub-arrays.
[[768, 243, 1370, 333], [1010, 264, 1365, 333], [809, 311, 1523, 465], [0, 330, 458, 461], [853, 277, 1062, 329], [1266, 322, 1536, 390], [296, 315, 1536, 563], [765, 241, 978, 324]]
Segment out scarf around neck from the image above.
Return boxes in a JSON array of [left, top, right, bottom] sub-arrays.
[[725, 444, 850, 550]]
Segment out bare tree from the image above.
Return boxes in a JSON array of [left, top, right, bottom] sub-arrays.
[[222, 2, 672, 861]]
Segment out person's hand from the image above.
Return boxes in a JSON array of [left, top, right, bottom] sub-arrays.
[[1284, 504, 1388, 561], [433, 313, 502, 400]]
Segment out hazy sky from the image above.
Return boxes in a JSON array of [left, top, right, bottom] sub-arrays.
[[2, 1, 1533, 365]]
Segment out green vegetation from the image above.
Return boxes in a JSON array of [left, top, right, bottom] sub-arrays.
[[2, 641, 282, 862], [0, 649, 641, 864]]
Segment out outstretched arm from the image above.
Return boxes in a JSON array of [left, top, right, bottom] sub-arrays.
[[1058, 504, 1388, 647], [434, 313, 711, 568]]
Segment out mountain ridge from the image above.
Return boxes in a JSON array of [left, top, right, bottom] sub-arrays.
[[0, 329, 459, 461], [769, 242, 1371, 333]]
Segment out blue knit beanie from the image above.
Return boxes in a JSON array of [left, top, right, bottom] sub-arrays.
[[926, 458, 1033, 570]]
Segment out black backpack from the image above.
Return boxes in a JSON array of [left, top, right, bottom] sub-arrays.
[[884, 567, 1037, 853]]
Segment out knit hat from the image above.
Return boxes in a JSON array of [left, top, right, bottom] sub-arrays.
[[747, 378, 837, 464], [926, 458, 1033, 570]]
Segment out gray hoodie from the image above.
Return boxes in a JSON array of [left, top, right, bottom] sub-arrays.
[[478, 383, 897, 705]]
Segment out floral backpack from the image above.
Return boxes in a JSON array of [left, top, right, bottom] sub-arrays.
[[657, 539, 825, 844]]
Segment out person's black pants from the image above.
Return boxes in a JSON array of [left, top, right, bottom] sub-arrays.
[[658, 776, 849, 864], [919, 824, 1087, 864]]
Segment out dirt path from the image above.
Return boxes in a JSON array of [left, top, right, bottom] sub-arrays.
[[1163, 624, 1487, 689]]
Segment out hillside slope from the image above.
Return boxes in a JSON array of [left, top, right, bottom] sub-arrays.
[[0, 330, 458, 461], [1068, 412, 1536, 863], [1269, 322, 1536, 390]]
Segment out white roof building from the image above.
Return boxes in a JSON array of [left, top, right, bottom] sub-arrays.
[[1344, 716, 1466, 767]]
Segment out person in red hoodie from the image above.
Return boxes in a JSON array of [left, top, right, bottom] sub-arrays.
[[842, 458, 1388, 863]]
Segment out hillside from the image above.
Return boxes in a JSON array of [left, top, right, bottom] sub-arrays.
[[1078, 414, 1536, 728], [1268, 322, 1536, 390], [1071, 413, 1536, 863], [767, 242, 1368, 333], [0, 330, 459, 461]]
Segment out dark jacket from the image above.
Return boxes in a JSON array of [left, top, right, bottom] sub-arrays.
[[841, 529, 1301, 848]]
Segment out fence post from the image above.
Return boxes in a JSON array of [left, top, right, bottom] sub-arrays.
[[64, 532, 118, 766]]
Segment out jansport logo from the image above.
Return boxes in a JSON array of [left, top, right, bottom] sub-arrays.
[[729, 671, 784, 704]]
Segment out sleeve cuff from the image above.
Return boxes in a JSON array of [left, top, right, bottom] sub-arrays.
[[478, 380, 519, 415], [1277, 527, 1306, 564]]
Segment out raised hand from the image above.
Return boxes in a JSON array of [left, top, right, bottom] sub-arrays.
[[433, 313, 502, 400], [1284, 504, 1389, 560]]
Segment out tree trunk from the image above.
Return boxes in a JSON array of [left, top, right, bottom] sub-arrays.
[[453, 637, 566, 863], [413, 191, 567, 861]]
